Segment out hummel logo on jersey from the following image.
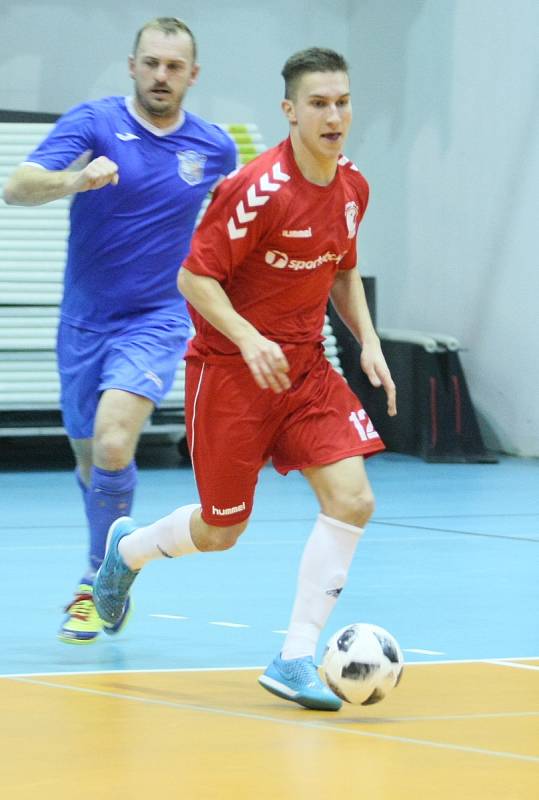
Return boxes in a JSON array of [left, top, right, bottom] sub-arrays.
[[227, 162, 290, 240], [282, 228, 312, 238], [115, 132, 141, 141]]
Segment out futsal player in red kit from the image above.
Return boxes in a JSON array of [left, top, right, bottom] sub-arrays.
[[94, 47, 397, 711]]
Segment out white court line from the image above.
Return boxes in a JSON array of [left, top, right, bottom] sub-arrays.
[[409, 655, 539, 667], [209, 621, 250, 628], [147, 616, 444, 656], [1, 655, 538, 680], [6, 675, 539, 765], [488, 660, 539, 671]]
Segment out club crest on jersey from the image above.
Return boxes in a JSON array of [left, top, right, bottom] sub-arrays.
[[177, 150, 207, 185], [345, 201, 359, 239]]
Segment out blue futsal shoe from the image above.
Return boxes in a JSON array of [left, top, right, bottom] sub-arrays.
[[93, 517, 139, 628], [103, 593, 133, 636], [258, 654, 342, 711]]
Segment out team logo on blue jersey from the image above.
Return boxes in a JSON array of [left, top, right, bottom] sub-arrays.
[[177, 150, 207, 185]]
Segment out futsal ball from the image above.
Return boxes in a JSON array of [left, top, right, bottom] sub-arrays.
[[321, 623, 404, 705]]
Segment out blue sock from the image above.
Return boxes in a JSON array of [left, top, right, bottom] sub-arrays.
[[86, 461, 137, 574], [75, 467, 89, 515], [75, 468, 95, 585]]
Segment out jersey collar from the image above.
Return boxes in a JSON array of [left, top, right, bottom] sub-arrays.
[[125, 96, 185, 137]]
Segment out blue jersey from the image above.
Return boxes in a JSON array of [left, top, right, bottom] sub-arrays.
[[26, 96, 237, 332]]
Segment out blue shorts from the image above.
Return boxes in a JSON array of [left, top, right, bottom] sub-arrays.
[[57, 316, 190, 439]]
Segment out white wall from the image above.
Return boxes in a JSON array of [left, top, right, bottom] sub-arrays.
[[0, 0, 537, 455], [347, 0, 539, 456], [0, 0, 348, 143]]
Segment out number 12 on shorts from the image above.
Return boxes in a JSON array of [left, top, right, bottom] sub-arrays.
[[349, 409, 380, 441]]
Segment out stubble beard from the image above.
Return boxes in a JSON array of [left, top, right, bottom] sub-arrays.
[[135, 86, 184, 122]]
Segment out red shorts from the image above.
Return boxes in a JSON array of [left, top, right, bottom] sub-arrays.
[[185, 343, 385, 526]]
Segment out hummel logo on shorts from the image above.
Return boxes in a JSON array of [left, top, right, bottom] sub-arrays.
[[212, 502, 246, 516]]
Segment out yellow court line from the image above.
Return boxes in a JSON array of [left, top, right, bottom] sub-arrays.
[[8, 674, 539, 765]]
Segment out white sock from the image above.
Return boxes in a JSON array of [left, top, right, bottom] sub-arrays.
[[118, 504, 201, 570], [281, 513, 364, 661]]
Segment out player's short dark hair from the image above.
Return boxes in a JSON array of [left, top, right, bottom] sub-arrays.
[[282, 48, 349, 99], [133, 17, 197, 62]]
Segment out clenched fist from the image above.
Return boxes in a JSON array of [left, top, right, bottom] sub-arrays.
[[73, 156, 119, 193]]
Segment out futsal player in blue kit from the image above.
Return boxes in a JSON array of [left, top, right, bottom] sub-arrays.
[[3, 17, 237, 643]]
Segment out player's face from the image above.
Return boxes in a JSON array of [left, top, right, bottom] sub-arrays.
[[129, 29, 199, 126], [283, 71, 352, 164]]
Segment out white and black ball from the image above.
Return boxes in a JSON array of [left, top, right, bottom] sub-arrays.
[[322, 622, 404, 705]]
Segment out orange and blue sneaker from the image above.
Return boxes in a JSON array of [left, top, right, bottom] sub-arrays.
[[258, 654, 342, 711], [58, 583, 103, 644], [58, 579, 133, 644]]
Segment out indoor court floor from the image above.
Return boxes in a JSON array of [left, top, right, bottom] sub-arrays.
[[0, 439, 538, 799]]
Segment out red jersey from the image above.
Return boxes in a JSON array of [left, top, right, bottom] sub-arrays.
[[183, 137, 369, 358]]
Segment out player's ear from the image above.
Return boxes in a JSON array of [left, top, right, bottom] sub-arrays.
[[189, 63, 200, 87], [282, 98, 297, 124], [128, 54, 136, 80]]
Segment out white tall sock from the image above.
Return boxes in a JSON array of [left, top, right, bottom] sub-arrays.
[[281, 513, 364, 661], [118, 504, 201, 570]]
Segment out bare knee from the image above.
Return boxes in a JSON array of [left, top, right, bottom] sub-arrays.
[[321, 487, 375, 528], [93, 425, 135, 470], [192, 519, 249, 552], [92, 390, 152, 470]]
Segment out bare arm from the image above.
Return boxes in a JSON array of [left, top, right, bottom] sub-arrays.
[[330, 268, 397, 416], [178, 267, 290, 393], [2, 157, 119, 206]]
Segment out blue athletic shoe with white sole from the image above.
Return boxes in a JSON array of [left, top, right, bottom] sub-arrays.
[[103, 593, 133, 636], [258, 654, 342, 711], [93, 516, 139, 628]]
